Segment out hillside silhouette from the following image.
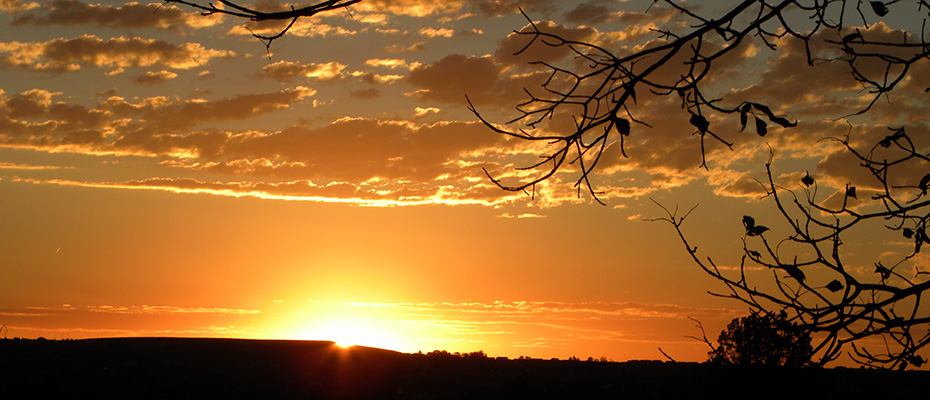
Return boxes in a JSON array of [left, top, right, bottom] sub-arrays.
[[3, 337, 927, 399]]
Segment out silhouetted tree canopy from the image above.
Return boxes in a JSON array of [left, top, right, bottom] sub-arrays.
[[709, 312, 813, 367]]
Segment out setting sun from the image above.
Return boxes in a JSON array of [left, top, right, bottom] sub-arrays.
[[5, 0, 930, 371], [298, 320, 400, 350]]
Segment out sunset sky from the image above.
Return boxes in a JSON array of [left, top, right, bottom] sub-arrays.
[[2, 0, 929, 364]]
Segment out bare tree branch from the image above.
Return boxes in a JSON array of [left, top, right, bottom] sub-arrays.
[[165, 0, 361, 46], [653, 127, 930, 368], [473, 0, 929, 202]]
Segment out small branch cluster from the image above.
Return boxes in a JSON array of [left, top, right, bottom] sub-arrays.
[[164, 0, 361, 48], [472, 0, 930, 203], [655, 128, 930, 369]]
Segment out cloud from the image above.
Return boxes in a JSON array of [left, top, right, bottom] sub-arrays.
[[358, 0, 466, 17], [0, 35, 234, 72], [11, 0, 221, 30], [385, 42, 425, 53], [407, 54, 548, 106], [709, 171, 768, 199], [364, 58, 414, 69], [0, 304, 262, 339], [255, 60, 347, 82], [0, 87, 315, 154], [494, 21, 598, 67], [349, 87, 380, 99], [413, 106, 440, 117], [359, 0, 556, 19], [226, 12, 356, 38], [564, 1, 677, 26], [15, 176, 522, 206], [815, 123, 930, 193], [1, 85, 530, 205], [419, 27, 454, 38], [0, 0, 37, 12], [0, 161, 72, 170], [497, 213, 545, 219], [131, 70, 178, 85], [85, 305, 261, 315], [469, 0, 555, 17], [462, 13, 924, 206]]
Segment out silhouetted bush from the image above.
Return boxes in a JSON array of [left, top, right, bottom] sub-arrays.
[[709, 312, 812, 367]]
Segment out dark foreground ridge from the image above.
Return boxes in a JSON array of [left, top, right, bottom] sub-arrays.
[[2, 337, 927, 399]]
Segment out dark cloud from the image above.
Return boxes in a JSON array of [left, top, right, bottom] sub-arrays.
[[11, 0, 220, 30], [407, 54, 548, 106], [131, 70, 178, 85], [564, 2, 678, 26], [470, 0, 555, 17], [563, 1, 614, 25], [494, 21, 598, 67], [350, 87, 381, 99]]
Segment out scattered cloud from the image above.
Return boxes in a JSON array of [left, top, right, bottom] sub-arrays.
[[131, 70, 178, 85], [0, 87, 315, 155], [419, 27, 454, 38], [358, 0, 467, 17], [364, 58, 414, 69], [0, 1, 925, 212], [385, 42, 425, 53], [0, 35, 234, 72], [256, 60, 347, 82], [413, 106, 440, 117], [0, 84, 536, 205]]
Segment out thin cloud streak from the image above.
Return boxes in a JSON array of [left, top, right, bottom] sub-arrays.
[[10, 176, 521, 207]]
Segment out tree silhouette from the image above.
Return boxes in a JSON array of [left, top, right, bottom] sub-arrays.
[[709, 312, 813, 367], [474, 1, 930, 368]]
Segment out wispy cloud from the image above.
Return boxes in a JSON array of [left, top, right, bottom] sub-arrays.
[[0, 161, 72, 170], [11, 176, 521, 207], [497, 213, 545, 219]]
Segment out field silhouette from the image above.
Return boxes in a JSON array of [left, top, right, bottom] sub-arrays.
[[3, 337, 928, 399]]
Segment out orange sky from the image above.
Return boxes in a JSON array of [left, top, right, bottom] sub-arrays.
[[1, 0, 929, 364]]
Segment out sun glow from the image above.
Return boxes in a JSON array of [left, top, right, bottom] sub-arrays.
[[299, 320, 401, 351]]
